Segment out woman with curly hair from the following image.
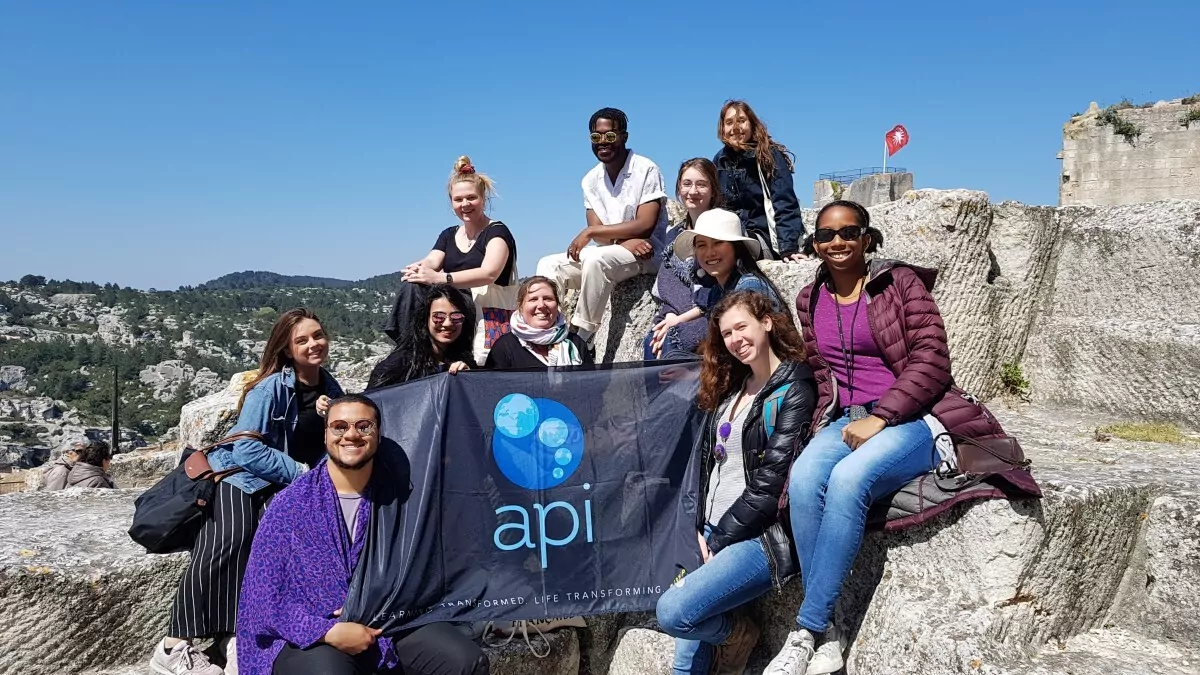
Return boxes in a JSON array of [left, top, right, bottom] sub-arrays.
[[714, 100, 805, 261], [655, 291, 817, 675], [368, 284, 477, 390]]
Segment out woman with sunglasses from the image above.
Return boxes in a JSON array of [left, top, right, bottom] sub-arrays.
[[368, 284, 476, 390], [642, 158, 722, 360], [484, 276, 593, 369], [764, 200, 1022, 675], [714, 100, 804, 261], [655, 291, 816, 675], [384, 156, 518, 366], [151, 308, 344, 675]]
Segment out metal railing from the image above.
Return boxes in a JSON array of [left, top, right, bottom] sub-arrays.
[[818, 167, 908, 183]]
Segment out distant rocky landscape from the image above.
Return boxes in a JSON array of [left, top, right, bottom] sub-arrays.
[[0, 271, 396, 472]]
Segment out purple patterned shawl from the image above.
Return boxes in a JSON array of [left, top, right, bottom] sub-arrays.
[[236, 462, 396, 675]]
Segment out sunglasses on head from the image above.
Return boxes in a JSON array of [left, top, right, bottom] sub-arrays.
[[328, 419, 377, 437], [589, 131, 623, 145], [812, 225, 867, 244], [431, 311, 466, 326]]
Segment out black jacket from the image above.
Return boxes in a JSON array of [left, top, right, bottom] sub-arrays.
[[714, 145, 805, 259], [483, 332, 594, 370], [697, 360, 816, 588]]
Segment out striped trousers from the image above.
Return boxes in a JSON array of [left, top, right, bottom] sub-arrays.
[[169, 481, 270, 639]]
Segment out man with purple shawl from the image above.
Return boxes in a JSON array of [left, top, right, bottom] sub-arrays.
[[236, 394, 489, 675]]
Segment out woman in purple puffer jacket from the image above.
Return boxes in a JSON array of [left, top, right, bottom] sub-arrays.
[[764, 200, 1023, 675]]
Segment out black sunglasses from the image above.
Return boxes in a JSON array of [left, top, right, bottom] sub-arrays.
[[812, 225, 867, 244]]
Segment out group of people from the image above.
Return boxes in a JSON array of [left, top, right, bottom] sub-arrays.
[[133, 100, 1024, 675]]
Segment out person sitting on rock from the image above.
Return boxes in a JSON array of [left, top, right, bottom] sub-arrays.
[[647, 209, 787, 360], [368, 284, 475, 390], [764, 200, 1022, 675], [713, 100, 805, 261], [65, 439, 115, 488], [151, 308, 344, 675], [535, 107, 669, 356], [384, 156, 518, 366], [236, 394, 489, 675], [656, 291, 817, 675], [484, 276, 592, 370], [642, 158, 722, 360], [43, 442, 80, 490]]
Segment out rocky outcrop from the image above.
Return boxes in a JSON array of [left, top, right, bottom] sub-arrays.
[[0, 365, 29, 392], [597, 191, 1199, 425], [137, 361, 224, 403], [176, 371, 255, 450], [5, 407, 1198, 675], [1023, 199, 1200, 428]]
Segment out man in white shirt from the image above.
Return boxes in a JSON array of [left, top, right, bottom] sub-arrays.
[[536, 107, 669, 350]]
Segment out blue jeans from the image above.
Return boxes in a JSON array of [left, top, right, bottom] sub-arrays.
[[787, 411, 934, 632], [655, 528, 773, 675]]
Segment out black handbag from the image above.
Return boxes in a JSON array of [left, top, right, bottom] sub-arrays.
[[127, 431, 264, 554]]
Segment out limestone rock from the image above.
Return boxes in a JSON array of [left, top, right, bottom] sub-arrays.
[[108, 448, 179, 489], [1023, 199, 1200, 428], [0, 365, 29, 392], [177, 370, 256, 450], [189, 367, 222, 398], [138, 360, 196, 402], [607, 628, 674, 675]]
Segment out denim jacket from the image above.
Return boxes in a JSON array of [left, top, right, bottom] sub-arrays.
[[692, 265, 784, 314], [714, 145, 805, 258], [208, 366, 344, 495]]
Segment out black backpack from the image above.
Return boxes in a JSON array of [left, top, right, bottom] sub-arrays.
[[127, 431, 262, 554]]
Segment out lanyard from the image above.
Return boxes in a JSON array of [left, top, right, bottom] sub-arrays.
[[830, 278, 866, 399]]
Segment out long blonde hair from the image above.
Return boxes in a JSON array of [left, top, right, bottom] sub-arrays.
[[447, 155, 497, 205]]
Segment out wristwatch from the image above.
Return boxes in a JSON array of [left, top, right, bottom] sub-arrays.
[[445, 273, 454, 285]]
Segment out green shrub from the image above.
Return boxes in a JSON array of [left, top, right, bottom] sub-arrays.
[[1096, 105, 1142, 145], [999, 362, 1031, 399]]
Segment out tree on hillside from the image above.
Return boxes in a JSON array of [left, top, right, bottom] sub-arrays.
[[19, 275, 46, 287]]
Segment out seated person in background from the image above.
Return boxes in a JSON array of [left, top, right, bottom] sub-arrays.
[[65, 440, 115, 489], [484, 276, 593, 370], [237, 394, 489, 675], [643, 158, 722, 361], [384, 156, 518, 366], [647, 209, 787, 359], [44, 442, 80, 490], [368, 284, 476, 390], [536, 107, 669, 354]]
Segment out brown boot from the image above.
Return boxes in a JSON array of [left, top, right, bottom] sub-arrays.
[[711, 614, 760, 675]]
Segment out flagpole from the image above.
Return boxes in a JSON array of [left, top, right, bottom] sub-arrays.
[[883, 137, 887, 175]]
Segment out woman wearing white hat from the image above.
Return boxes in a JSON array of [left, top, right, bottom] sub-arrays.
[[648, 208, 787, 358]]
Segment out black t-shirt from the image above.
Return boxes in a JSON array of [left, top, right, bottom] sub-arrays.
[[291, 373, 327, 468], [433, 221, 517, 286]]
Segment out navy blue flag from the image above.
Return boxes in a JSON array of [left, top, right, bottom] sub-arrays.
[[344, 362, 705, 633]]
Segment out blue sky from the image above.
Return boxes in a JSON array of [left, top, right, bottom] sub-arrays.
[[3, 1, 1197, 290]]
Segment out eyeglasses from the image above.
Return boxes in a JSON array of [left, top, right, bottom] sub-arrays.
[[431, 311, 466, 326], [812, 225, 866, 244], [679, 180, 711, 190], [329, 419, 377, 437], [589, 131, 622, 145]]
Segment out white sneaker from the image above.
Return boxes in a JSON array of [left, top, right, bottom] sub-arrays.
[[763, 629, 816, 675], [807, 624, 846, 675], [220, 636, 238, 675], [149, 639, 224, 675]]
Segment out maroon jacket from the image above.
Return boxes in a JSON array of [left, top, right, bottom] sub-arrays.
[[797, 259, 1013, 441]]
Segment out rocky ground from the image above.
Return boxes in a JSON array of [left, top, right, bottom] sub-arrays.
[[2, 405, 1197, 675]]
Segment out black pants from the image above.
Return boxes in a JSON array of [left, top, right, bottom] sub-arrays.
[[170, 482, 270, 638], [272, 623, 488, 675]]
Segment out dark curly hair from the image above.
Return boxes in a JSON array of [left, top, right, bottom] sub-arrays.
[[589, 107, 628, 133], [697, 291, 805, 411], [367, 284, 476, 390], [801, 199, 885, 256], [76, 440, 112, 467]]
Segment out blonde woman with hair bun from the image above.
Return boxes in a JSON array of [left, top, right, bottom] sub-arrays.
[[384, 155, 519, 366]]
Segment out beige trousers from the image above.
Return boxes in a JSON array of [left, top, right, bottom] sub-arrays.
[[536, 245, 655, 332]]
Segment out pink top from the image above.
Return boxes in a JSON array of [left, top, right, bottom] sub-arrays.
[[813, 287, 897, 407]]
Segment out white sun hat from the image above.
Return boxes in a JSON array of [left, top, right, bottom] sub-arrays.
[[672, 208, 761, 260]]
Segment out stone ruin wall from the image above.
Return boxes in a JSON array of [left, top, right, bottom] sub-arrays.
[[1060, 98, 1200, 206]]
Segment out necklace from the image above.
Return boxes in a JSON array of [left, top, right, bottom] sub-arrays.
[[714, 383, 751, 462], [830, 273, 868, 411]]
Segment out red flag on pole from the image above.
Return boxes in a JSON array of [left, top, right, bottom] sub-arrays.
[[885, 125, 909, 156]]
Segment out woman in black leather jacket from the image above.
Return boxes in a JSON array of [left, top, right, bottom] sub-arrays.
[[655, 290, 816, 675]]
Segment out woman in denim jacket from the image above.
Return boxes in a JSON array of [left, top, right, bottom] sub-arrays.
[[150, 308, 344, 675], [714, 100, 805, 261]]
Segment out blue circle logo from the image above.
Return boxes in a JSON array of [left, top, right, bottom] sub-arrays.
[[492, 394, 584, 489]]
